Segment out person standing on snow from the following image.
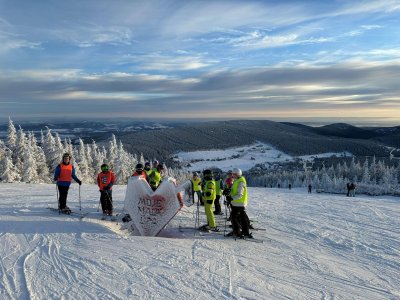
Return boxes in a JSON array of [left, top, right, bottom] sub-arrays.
[[53, 153, 82, 213], [132, 163, 147, 180], [213, 171, 224, 215], [226, 168, 252, 238], [199, 169, 218, 232], [148, 163, 165, 191], [97, 164, 116, 216], [191, 172, 203, 205], [144, 161, 152, 176]]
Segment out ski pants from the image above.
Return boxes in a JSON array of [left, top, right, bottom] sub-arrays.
[[204, 199, 216, 228], [58, 185, 70, 209], [194, 190, 203, 205], [100, 190, 113, 214], [214, 195, 222, 213], [231, 206, 250, 236]]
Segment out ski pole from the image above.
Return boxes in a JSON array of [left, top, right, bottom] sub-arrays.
[[56, 184, 60, 214], [224, 195, 227, 235], [97, 199, 101, 212], [105, 190, 113, 215], [79, 185, 82, 212], [194, 194, 200, 236]]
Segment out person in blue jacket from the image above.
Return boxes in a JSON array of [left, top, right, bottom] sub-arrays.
[[53, 153, 81, 213]]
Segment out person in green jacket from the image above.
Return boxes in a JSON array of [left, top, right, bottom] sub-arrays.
[[191, 172, 203, 205], [149, 163, 164, 191], [226, 168, 252, 238], [199, 169, 218, 232]]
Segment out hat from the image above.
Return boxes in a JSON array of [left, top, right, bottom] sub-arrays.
[[135, 163, 144, 171], [232, 168, 242, 176]]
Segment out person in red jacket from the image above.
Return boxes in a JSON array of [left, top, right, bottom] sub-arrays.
[[97, 164, 116, 216], [54, 153, 81, 213], [132, 163, 147, 180]]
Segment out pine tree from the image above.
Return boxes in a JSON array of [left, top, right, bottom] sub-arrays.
[[7, 117, 17, 152]]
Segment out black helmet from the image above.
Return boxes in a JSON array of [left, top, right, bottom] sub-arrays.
[[193, 172, 199, 177], [135, 163, 144, 171], [101, 164, 109, 172], [62, 153, 71, 159], [203, 169, 212, 176], [157, 163, 165, 170]]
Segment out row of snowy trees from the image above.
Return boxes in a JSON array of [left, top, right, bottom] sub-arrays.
[[0, 119, 188, 185], [247, 156, 400, 196]]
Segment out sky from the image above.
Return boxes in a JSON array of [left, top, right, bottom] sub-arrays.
[[1, 0, 400, 125]]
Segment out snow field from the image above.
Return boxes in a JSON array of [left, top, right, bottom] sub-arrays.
[[0, 183, 399, 299]]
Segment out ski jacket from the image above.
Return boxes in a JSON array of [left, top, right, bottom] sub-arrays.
[[202, 179, 216, 202], [54, 163, 79, 187], [225, 177, 234, 188], [215, 179, 223, 196], [149, 170, 161, 188], [132, 171, 147, 180], [230, 176, 247, 207], [97, 171, 116, 191], [191, 178, 202, 191]]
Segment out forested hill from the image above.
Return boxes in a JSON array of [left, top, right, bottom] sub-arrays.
[[114, 120, 395, 163]]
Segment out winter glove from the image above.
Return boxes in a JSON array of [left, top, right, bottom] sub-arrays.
[[226, 196, 233, 203], [76, 179, 82, 185]]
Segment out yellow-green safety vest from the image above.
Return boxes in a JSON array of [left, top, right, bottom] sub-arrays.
[[230, 176, 247, 207], [191, 178, 202, 192]]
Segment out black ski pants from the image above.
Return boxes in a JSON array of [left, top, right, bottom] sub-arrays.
[[100, 190, 113, 214], [231, 206, 250, 236], [214, 195, 222, 213], [58, 185, 70, 209]]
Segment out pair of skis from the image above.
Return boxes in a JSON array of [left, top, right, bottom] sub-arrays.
[[179, 225, 265, 243]]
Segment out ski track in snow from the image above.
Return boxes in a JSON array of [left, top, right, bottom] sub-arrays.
[[0, 183, 399, 299]]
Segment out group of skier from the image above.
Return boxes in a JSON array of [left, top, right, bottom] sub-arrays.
[[54, 152, 253, 238], [193, 168, 253, 239], [54, 153, 165, 217]]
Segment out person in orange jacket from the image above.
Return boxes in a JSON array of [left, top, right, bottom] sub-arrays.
[[53, 153, 81, 213], [97, 164, 116, 216]]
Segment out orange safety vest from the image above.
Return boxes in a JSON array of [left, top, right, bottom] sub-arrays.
[[58, 164, 73, 182], [97, 171, 115, 191]]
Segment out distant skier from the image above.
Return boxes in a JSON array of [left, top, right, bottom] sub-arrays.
[[97, 164, 116, 216], [288, 183, 292, 190], [226, 168, 252, 238], [308, 184, 312, 193], [199, 169, 218, 232], [53, 153, 82, 213], [349, 182, 356, 197], [346, 182, 351, 197]]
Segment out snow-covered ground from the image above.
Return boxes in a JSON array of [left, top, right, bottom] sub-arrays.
[[175, 142, 352, 172], [1, 183, 399, 299]]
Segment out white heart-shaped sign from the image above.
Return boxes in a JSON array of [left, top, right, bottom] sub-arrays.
[[124, 177, 183, 236]]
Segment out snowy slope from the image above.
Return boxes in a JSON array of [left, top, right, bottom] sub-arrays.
[[0, 183, 399, 300], [174, 142, 351, 172]]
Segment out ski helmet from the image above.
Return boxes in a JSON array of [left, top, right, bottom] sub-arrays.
[[62, 153, 71, 159], [232, 168, 242, 176], [101, 164, 109, 172], [193, 172, 199, 177], [135, 163, 144, 171], [203, 169, 212, 177]]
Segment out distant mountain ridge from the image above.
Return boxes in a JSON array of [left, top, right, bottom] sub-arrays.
[[114, 120, 399, 164]]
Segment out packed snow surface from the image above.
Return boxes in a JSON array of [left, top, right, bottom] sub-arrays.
[[1, 183, 399, 299]]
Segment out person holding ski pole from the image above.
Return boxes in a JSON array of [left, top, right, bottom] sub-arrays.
[[226, 168, 252, 238], [97, 164, 116, 216], [199, 169, 218, 232], [53, 153, 82, 214], [191, 172, 203, 205]]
